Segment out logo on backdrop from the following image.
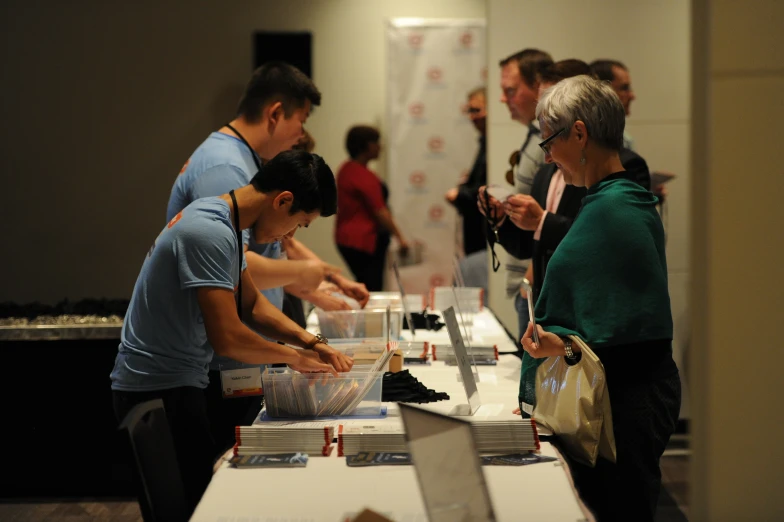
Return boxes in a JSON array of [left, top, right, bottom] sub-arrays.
[[460, 31, 473, 48], [427, 136, 445, 155], [408, 102, 427, 124], [406, 170, 428, 194], [426, 66, 446, 88], [407, 32, 424, 50], [425, 203, 449, 229], [453, 30, 479, 54]]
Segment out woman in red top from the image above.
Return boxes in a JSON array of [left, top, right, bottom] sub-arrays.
[[335, 126, 409, 291]]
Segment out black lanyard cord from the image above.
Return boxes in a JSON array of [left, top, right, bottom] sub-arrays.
[[225, 123, 261, 171], [229, 190, 243, 319], [224, 123, 258, 321]]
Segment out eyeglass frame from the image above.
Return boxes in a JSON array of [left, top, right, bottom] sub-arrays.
[[538, 127, 566, 155]]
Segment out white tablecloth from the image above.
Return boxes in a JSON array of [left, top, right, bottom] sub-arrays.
[[191, 309, 591, 522]]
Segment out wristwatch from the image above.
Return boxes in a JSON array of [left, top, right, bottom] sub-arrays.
[[563, 337, 576, 360], [305, 333, 328, 350]]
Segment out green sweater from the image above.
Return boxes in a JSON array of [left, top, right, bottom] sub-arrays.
[[519, 173, 673, 407]]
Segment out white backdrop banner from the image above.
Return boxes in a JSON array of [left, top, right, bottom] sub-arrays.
[[386, 18, 487, 294]]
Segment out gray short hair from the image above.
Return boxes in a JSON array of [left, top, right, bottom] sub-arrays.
[[536, 75, 625, 151]]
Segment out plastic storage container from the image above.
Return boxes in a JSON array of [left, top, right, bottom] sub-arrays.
[[316, 307, 402, 341], [429, 287, 484, 314], [261, 368, 384, 419], [365, 292, 426, 312]]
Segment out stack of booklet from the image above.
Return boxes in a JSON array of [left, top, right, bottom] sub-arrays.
[[337, 418, 540, 456], [234, 422, 336, 456], [262, 343, 398, 419], [431, 344, 498, 365]]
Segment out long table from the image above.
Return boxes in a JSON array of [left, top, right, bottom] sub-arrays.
[[191, 309, 592, 522]]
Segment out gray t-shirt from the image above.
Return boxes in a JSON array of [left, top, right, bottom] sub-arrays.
[[506, 121, 545, 296], [110, 197, 246, 392]]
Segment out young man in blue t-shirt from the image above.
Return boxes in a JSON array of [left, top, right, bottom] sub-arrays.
[[166, 62, 370, 456], [111, 150, 352, 515]]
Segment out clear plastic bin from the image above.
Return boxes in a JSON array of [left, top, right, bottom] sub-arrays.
[[365, 292, 426, 312], [316, 307, 402, 341], [261, 367, 384, 418], [429, 287, 484, 314]]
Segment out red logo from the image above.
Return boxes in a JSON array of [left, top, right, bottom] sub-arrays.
[[460, 31, 473, 48], [430, 274, 446, 288], [427, 136, 444, 153], [429, 204, 445, 221], [167, 211, 183, 229], [179, 159, 190, 175], [408, 102, 424, 118], [408, 33, 424, 48], [409, 171, 426, 188], [427, 67, 443, 82]]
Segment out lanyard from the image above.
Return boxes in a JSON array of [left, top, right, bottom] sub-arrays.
[[224, 123, 259, 321], [229, 190, 242, 319], [225, 123, 261, 171]]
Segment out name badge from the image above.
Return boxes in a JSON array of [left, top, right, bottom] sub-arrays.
[[220, 367, 263, 398]]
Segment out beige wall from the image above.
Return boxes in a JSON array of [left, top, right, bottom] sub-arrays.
[[485, 1, 692, 411], [690, 0, 784, 519], [0, 0, 484, 304]]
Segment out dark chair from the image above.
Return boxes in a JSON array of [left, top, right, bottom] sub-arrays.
[[119, 399, 189, 522]]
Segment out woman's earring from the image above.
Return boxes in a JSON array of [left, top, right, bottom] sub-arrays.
[[580, 151, 586, 165]]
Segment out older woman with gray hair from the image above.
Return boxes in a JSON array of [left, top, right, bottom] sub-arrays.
[[518, 75, 681, 521]]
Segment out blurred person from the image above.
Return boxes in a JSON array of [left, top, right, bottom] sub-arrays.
[[112, 151, 353, 516], [592, 59, 668, 202], [166, 62, 367, 459], [335, 126, 409, 292], [520, 76, 680, 521], [495, 49, 553, 342], [446, 87, 488, 291], [590, 59, 636, 150]]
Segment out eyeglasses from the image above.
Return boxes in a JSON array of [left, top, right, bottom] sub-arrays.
[[538, 128, 565, 155]]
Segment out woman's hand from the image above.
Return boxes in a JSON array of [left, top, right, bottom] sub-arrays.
[[504, 194, 543, 231], [476, 186, 506, 224], [521, 322, 566, 359]]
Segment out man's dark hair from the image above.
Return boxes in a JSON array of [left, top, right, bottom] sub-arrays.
[[345, 126, 380, 159], [498, 49, 553, 87], [250, 150, 337, 217], [539, 59, 592, 84], [589, 59, 627, 83], [237, 61, 322, 123]]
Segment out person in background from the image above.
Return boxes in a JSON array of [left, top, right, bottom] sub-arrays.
[[167, 62, 366, 460], [520, 76, 680, 521], [335, 126, 409, 292], [446, 87, 488, 292], [112, 151, 353, 516], [495, 49, 553, 343], [591, 59, 667, 202], [590, 59, 636, 150]]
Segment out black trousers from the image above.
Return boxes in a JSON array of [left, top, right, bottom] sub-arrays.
[[558, 355, 682, 521], [112, 387, 214, 517], [338, 242, 388, 292], [204, 369, 264, 459]]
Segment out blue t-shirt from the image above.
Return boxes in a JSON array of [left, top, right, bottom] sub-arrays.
[[110, 198, 247, 391], [167, 132, 284, 371]]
